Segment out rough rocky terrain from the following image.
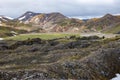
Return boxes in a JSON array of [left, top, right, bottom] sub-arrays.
[[0, 36, 119, 80]]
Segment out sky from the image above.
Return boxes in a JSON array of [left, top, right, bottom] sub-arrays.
[[0, 0, 120, 19]]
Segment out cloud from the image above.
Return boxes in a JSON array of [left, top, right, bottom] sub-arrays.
[[0, 0, 120, 18]]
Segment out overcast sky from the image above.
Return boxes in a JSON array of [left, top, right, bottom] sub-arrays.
[[0, 0, 120, 18]]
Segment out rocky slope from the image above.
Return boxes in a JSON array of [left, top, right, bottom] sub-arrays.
[[0, 36, 119, 79], [0, 16, 13, 26], [0, 26, 27, 37]]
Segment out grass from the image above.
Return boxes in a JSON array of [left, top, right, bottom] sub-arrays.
[[5, 33, 80, 40], [96, 26, 102, 31]]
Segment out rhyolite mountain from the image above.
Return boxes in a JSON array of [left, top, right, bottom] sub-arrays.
[[28, 12, 84, 32], [1, 11, 120, 34], [15, 12, 84, 32]]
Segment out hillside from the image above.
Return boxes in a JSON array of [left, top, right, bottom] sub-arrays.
[[0, 16, 13, 26], [0, 26, 27, 37], [104, 22, 120, 33], [85, 14, 120, 32]]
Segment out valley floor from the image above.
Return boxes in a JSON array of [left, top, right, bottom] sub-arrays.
[[4, 32, 119, 40]]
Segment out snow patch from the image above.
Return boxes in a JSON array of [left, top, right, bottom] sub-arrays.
[[28, 13, 32, 15], [19, 16, 26, 20], [4, 16, 13, 20], [0, 16, 2, 18], [11, 31, 18, 34], [0, 38, 3, 40], [0, 16, 13, 20], [111, 74, 120, 80]]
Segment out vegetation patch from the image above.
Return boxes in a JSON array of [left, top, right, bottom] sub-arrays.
[[5, 33, 80, 40]]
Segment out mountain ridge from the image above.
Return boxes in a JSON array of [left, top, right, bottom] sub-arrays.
[[0, 11, 120, 34]]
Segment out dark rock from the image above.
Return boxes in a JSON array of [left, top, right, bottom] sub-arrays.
[[9, 38, 43, 49]]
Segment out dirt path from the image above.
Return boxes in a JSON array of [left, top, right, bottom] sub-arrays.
[[80, 32, 118, 38]]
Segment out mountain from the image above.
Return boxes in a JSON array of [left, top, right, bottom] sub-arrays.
[[85, 14, 120, 32], [29, 12, 68, 24], [22, 12, 84, 32], [1, 12, 120, 33], [20, 12, 120, 33], [0, 15, 32, 33], [16, 11, 40, 21]]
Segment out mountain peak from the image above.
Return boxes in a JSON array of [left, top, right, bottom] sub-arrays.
[[47, 12, 68, 19], [16, 11, 40, 21], [26, 11, 34, 13], [49, 12, 63, 15], [103, 13, 113, 18], [22, 11, 39, 16], [24, 11, 37, 15]]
